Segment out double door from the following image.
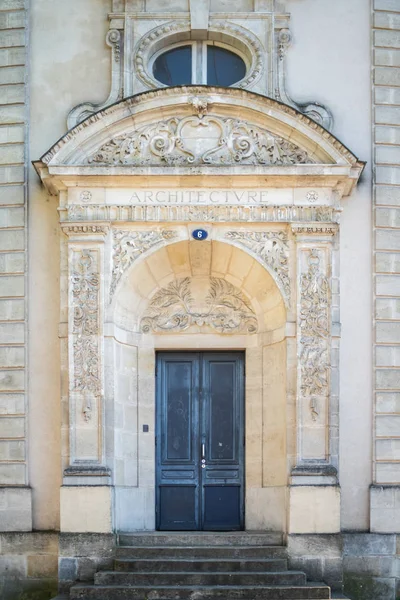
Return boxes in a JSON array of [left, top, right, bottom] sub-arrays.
[[156, 352, 245, 530]]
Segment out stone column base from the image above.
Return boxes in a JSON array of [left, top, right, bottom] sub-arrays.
[[60, 486, 113, 533], [288, 485, 340, 534]]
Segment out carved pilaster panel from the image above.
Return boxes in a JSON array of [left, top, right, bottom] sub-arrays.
[[296, 246, 332, 465], [68, 246, 104, 466]]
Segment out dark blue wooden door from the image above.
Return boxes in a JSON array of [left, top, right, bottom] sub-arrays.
[[156, 352, 244, 531]]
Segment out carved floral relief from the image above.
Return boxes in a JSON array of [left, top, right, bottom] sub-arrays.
[[71, 250, 101, 422], [299, 249, 331, 424], [110, 229, 177, 300], [88, 115, 315, 167], [141, 277, 257, 334], [225, 231, 290, 302]]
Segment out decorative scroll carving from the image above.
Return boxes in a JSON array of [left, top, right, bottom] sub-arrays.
[[225, 231, 290, 302], [88, 115, 315, 167], [63, 204, 339, 225], [71, 250, 101, 422], [110, 229, 177, 299], [299, 250, 330, 420], [275, 26, 333, 130], [67, 29, 123, 128], [141, 277, 257, 334]]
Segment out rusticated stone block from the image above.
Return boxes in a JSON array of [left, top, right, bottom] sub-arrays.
[[27, 554, 58, 578]]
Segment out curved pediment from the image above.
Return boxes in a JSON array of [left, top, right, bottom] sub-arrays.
[[38, 86, 362, 173]]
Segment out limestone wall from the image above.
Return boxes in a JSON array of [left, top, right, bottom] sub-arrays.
[[0, 0, 30, 529], [286, 0, 372, 531], [371, 0, 400, 528]]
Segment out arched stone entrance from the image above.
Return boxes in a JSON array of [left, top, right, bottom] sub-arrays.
[[109, 237, 287, 531], [34, 85, 364, 536]]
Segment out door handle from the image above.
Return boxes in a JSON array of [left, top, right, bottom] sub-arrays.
[[201, 442, 206, 460]]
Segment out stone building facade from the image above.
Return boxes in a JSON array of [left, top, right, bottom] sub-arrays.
[[0, 0, 399, 599]]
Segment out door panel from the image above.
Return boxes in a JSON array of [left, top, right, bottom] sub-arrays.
[[157, 354, 199, 530], [156, 352, 244, 531]]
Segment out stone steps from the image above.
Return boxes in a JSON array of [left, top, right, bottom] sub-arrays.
[[94, 570, 307, 586], [70, 584, 331, 600], [116, 544, 287, 559], [65, 533, 333, 600], [117, 532, 284, 546], [115, 558, 289, 572]]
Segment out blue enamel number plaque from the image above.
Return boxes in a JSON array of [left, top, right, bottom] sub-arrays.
[[192, 229, 208, 241]]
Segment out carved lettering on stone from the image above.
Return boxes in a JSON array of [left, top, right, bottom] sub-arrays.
[[88, 116, 315, 167], [110, 229, 177, 300], [141, 277, 257, 334], [225, 231, 290, 302], [71, 250, 101, 422], [299, 250, 330, 422]]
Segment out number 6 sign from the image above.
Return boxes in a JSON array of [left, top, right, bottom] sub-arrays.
[[192, 229, 208, 240]]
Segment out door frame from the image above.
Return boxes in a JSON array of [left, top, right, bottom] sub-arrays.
[[155, 350, 245, 531]]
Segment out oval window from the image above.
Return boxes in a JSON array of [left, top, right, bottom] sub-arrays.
[[153, 45, 192, 86], [152, 42, 247, 87], [207, 46, 246, 86]]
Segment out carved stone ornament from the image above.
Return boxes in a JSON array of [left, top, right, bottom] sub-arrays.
[[299, 250, 331, 419], [134, 20, 264, 92], [63, 204, 339, 225], [225, 231, 290, 302], [141, 277, 257, 334], [88, 115, 315, 167], [110, 229, 177, 299], [71, 250, 101, 422]]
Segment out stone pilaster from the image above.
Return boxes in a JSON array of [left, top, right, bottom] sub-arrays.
[[60, 225, 112, 533], [289, 225, 340, 534], [371, 0, 400, 532], [0, 0, 30, 531]]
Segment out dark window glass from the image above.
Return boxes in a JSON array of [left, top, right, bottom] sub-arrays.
[[153, 46, 192, 86], [207, 46, 246, 86]]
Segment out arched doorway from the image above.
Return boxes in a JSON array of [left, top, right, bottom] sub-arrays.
[[110, 238, 287, 531]]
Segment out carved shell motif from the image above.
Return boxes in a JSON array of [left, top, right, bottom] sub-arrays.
[[88, 116, 315, 167]]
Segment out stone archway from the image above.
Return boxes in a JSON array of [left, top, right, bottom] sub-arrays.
[[36, 86, 364, 536], [108, 238, 288, 531]]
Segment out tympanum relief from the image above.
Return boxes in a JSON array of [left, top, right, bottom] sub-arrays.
[[141, 277, 258, 334], [88, 116, 315, 167]]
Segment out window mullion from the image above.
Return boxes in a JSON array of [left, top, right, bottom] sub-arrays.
[[193, 41, 205, 84]]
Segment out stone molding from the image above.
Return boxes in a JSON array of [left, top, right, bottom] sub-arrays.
[[61, 205, 340, 225], [62, 224, 110, 237], [291, 224, 339, 236]]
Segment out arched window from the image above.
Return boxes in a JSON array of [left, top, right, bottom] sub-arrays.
[[152, 42, 247, 87]]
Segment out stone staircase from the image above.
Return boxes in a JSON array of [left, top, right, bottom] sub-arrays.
[[66, 533, 345, 600]]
